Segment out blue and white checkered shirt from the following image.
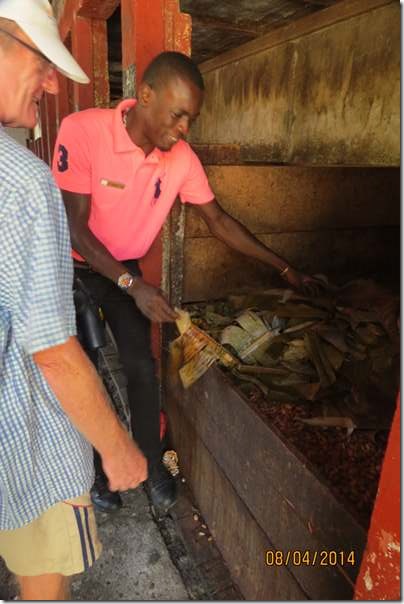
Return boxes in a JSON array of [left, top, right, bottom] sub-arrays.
[[0, 127, 94, 530]]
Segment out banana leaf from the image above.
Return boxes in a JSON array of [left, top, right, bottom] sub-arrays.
[[313, 326, 349, 353], [167, 336, 185, 394], [220, 325, 253, 356], [337, 307, 379, 327], [356, 323, 385, 346], [234, 310, 268, 336], [271, 303, 329, 320], [231, 368, 269, 395], [179, 346, 218, 388], [181, 328, 211, 363], [281, 338, 308, 363], [221, 311, 278, 364], [280, 360, 318, 377], [175, 308, 193, 334], [204, 310, 234, 327], [297, 416, 356, 436], [284, 320, 319, 335], [236, 364, 289, 376], [304, 332, 336, 387], [322, 342, 345, 372]]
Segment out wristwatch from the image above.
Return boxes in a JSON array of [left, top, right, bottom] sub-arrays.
[[117, 272, 135, 290]]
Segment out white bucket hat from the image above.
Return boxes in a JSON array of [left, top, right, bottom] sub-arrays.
[[0, 0, 89, 83]]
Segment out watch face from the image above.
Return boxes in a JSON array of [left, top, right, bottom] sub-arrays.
[[118, 272, 133, 289]]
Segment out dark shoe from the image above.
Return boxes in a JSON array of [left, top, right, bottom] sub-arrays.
[[91, 474, 123, 513], [145, 461, 177, 515]]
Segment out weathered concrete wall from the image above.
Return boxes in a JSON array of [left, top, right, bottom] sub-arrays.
[[190, 0, 400, 166]]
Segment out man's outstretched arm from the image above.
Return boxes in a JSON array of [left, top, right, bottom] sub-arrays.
[[195, 198, 322, 296]]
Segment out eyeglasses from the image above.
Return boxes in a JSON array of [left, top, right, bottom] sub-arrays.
[[0, 27, 51, 64]]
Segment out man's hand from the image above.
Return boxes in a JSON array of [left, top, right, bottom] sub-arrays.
[[282, 267, 324, 297], [101, 429, 148, 492], [129, 279, 178, 322]]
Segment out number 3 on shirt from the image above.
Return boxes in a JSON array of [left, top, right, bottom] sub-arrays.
[[57, 144, 69, 172]]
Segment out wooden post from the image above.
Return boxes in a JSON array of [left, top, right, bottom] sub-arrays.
[[121, 0, 192, 364], [71, 16, 94, 111], [92, 19, 110, 108]]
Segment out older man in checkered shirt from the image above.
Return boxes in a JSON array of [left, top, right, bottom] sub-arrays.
[[0, 1, 147, 600]]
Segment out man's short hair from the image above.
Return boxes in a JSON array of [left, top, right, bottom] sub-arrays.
[[142, 51, 204, 92]]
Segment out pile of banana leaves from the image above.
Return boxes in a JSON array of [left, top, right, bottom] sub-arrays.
[[174, 278, 399, 434]]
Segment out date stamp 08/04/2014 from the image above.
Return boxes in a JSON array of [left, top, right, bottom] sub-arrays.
[[265, 550, 356, 567]]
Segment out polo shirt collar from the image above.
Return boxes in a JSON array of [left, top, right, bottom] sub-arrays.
[[113, 98, 163, 163]]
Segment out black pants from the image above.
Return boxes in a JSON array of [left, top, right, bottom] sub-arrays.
[[75, 260, 161, 468]]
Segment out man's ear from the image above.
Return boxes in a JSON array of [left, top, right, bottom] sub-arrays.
[[138, 82, 153, 107]]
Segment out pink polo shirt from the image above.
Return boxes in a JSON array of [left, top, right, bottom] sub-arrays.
[[52, 99, 214, 260]]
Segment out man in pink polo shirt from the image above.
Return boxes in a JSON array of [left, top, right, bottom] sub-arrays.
[[53, 51, 319, 515]]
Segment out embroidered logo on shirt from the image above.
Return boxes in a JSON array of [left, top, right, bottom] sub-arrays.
[[154, 178, 162, 200], [57, 144, 69, 172]]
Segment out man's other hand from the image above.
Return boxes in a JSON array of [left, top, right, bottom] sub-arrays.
[[101, 431, 148, 492], [282, 267, 324, 297], [129, 279, 178, 322]]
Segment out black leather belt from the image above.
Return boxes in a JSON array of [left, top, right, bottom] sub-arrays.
[[73, 259, 92, 270], [73, 258, 141, 276]]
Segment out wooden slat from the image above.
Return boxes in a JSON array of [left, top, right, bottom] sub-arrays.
[[168, 366, 367, 598], [165, 393, 309, 600], [199, 0, 395, 74], [78, 0, 120, 20], [92, 19, 110, 108], [71, 16, 94, 110], [192, 143, 402, 168]]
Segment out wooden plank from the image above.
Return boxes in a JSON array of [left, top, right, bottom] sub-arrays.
[[92, 19, 110, 108], [78, 0, 120, 20], [173, 367, 366, 597], [55, 71, 70, 125], [192, 142, 402, 168], [213, 585, 244, 600], [58, 0, 82, 41], [43, 92, 58, 166], [185, 166, 400, 236], [165, 393, 308, 600], [182, 227, 400, 302], [197, 558, 234, 596], [199, 0, 395, 74], [164, 0, 192, 54], [71, 16, 94, 110]]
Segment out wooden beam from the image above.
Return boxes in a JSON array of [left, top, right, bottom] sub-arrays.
[[58, 0, 82, 41], [165, 0, 192, 55], [92, 19, 110, 107], [164, 387, 309, 600], [169, 366, 366, 597], [191, 14, 260, 35], [78, 0, 120, 20], [199, 0, 396, 74], [55, 70, 70, 126], [71, 16, 94, 110]]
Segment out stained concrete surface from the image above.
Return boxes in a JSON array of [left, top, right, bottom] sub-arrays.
[[71, 489, 189, 601]]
